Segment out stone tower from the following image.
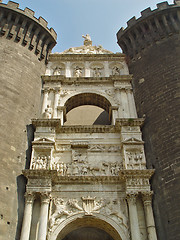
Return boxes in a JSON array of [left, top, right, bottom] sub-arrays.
[[117, 1, 180, 240], [0, 1, 56, 239], [20, 36, 157, 240]]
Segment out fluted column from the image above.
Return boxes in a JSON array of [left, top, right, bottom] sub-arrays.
[[41, 88, 49, 114], [126, 87, 137, 118], [53, 88, 60, 118], [126, 193, 141, 240], [20, 192, 35, 240], [142, 191, 157, 240], [37, 193, 51, 240]]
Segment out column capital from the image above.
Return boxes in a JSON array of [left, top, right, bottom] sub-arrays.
[[126, 192, 138, 205], [40, 192, 51, 204], [24, 192, 35, 204], [141, 191, 153, 204], [54, 87, 60, 94], [42, 88, 49, 94]]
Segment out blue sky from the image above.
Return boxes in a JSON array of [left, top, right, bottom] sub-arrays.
[[2, 0, 174, 53]]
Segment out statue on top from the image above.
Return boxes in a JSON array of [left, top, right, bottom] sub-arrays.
[[82, 34, 92, 46]]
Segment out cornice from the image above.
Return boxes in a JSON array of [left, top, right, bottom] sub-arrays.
[[121, 169, 155, 178], [49, 53, 126, 62], [31, 118, 144, 132], [41, 75, 133, 84], [32, 119, 60, 128], [22, 169, 124, 183], [115, 118, 145, 127]]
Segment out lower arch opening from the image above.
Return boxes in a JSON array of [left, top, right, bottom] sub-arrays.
[[61, 227, 114, 240], [55, 217, 122, 240]]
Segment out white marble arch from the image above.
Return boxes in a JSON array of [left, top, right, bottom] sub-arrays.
[[48, 213, 129, 240], [59, 90, 117, 109], [58, 91, 119, 125]]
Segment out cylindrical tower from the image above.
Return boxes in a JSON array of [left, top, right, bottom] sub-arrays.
[[0, 1, 56, 239], [117, 1, 180, 240]]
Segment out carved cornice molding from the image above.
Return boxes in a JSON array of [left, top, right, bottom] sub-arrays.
[[41, 75, 132, 84], [56, 125, 116, 134], [115, 118, 144, 128], [121, 169, 155, 178], [49, 53, 126, 62], [32, 118, 61, 128], [23, 169, 154, 184], [22, 169, 125, 183]]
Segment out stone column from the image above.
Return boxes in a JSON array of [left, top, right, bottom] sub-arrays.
[[110, 106, 119, 125], [104, 61, 109, 77], [53, 88, 60, 118], [41, 88, 49, 114], [126, 193, 141, 240], [142, 191, 157, 240], [57, 106, 66, 125], [37, 193, 50, 240], [65, 62, 71, 77], [126, 87, 137, 118], [85, 62, 90, 77], [20, 192, 35, 240]]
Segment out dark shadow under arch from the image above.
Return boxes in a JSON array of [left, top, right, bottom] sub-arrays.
[[56, 216, 122, 240], [65, 93, 111, 114], [62, 227, 114, 240]]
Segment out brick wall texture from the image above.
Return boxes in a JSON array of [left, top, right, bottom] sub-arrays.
[[128, 34, 180, 240], [0, 38, 46, 240]]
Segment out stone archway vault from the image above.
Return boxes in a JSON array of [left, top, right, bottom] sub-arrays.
[[49, 213, 128, 240], [64, 93, 111, 114]]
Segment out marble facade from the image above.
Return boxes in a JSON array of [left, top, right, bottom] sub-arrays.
[[21, 36, 157, 240]]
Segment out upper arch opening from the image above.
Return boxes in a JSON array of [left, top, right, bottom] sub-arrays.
[[65, 93, 111, 114], [64, 93, 112, 125]]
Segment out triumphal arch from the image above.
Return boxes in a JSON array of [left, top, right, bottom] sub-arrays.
[[21, 36, 157, 240]]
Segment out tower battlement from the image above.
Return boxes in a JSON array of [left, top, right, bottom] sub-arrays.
[[117, 0, 180, 59], [0, 0, 57, 61]]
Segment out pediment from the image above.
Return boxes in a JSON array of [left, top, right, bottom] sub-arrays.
[[122, 137, 144, 144], [32, 138, 55, 145]]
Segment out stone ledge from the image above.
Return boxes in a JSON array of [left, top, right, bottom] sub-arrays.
[[23, 169, 124, 183], [32, 119, 61, 128], [49, 53, 126, 62], [31, 118, 144, 132], [41, 75, 133, 84]]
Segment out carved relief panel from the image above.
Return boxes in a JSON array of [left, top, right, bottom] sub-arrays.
[[48, 195, 129, 236], [30, 138, 55, 170], [122, 138, 146, 170]]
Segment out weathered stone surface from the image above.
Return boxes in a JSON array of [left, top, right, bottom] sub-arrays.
[[0, 1, 56, 239], [117, 2, 180, 240]]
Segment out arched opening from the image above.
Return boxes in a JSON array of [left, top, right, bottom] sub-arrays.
[[54, 216, 122, 240], [64, 93, 111, 125], [61, 227, 114, 240]]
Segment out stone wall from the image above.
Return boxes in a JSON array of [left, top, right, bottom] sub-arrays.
[[0, 1, 56, 239], [117, 1, 180, 240]]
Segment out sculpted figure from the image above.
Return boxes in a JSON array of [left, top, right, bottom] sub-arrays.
[[49, 198, 70, 228], [66, 163, 72, 175], [72, 162, 79, 175], [82, 34, 92, 46], [112, 66, 120, 75], [43, 105, 52, 119], [93, 67, 101, 77], [74, 67, 82, 77], [53, 67, 61, 75]]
